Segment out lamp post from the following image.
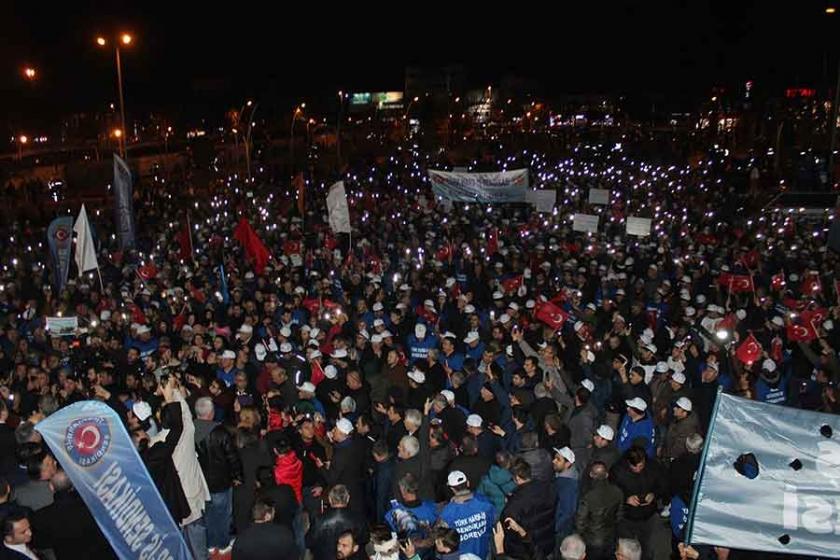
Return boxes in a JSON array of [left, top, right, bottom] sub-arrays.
[[96, 33, 133, 159], [17, 135, 28, 161], [290, 103, 305, 173]]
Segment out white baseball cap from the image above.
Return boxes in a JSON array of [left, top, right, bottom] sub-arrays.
[[464, 332, 480, 344], [447, 470, 468, 487], [373, 302, 384, 312], [298, 382, 316, 393], [280, 342, 293, 353], [508, 302, 520, 311], [625, 397, 648, 411], [464, 304, 476, 314], [553, 446, 576, 464], [279, 327, 292, 338], [371, 334, 383, 344], [132, 402, 153, 422], [238, 324, 253, 335], [655, 361, 670, 374], [331, 348, 348, 359], [441, 390, 455, 404], [221, 350, 236, 360], [676, 397, 693, 412], [671, 371, 687, 385], [466, 414, 483, 428], [336, 418, 354, 435], [581, 379, 595, 393], [381, 330, 394, 338], [408, 369, 426, 384], [136, 325, 151, 335], [373, 318, 385, 328], [596, 425, 615, 441], [499, 314, 511, 324], [492, 291, 504, 300], [324, 365, 338, 379], [525, 300, 536, 309], [309, 350, 322, 360]]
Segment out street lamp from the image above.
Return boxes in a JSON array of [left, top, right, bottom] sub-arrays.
[[337, 91, 344, 165], [17, 135, 28, 161], [96, 33, 134, 159], [827, 7, 836, 14], [290, 103, 305, 173], [23, 67, 36, 80]]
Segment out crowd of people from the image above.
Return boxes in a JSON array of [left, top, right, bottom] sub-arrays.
[[0, 139, 839, 560]]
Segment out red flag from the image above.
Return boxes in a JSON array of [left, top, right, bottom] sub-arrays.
[[787, 322, 817, 342], [178, 212, 194, 262], [771, 272, 786, 292], [234, 218, 270, 274], [128, 303, 146, 325], [436, 244, 452, 262], [717, 314, 737, 333], [137, 263, 158, 281], [535, 301, 568, 330], [487, 227, 498, 255], [172, 305, 187, 332], [735, 333, 763, 364], [294, 172, 305, 216], [550, 290, 568, 305], [324, 234, 338, 252], [740, 249, 760, 269], [283, 240, 302, 256], [310, 360, 325, 386], [801, 274, 822, 295], [302, 298, 321, 314], [718, 273, 754, 293], [801, 307, 828, 328], [502, 275, 523, 294]]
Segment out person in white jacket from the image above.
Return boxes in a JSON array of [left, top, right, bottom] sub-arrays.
[[151, 383, 211, 559]]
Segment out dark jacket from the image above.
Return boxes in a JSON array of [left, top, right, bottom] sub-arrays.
[[500, 480, 556, 557], [195, 419, 244, 493], [324, 436, 367, 514], [232, 522, 298, 560], [373, 457, 395, 521], [575, 478, 624, 549], [306, 507, 369, 560], [234, 438, 273, 533], [610, 456, 667, 521], [447, 454, 491, 491], [663, 412, 701, 461], [141, 401, 191, 525], [566, 402, 598, 455], [517, 447, 553, 483], [31, 490, 116, 560]]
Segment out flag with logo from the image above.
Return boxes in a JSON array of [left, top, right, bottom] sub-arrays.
[[47, 216, 74, 292], [687, 392, 840, 558], [326, 181, 351, 234], [787, 321, 817, 343], [35, 400, 191, 560], [801, 273, 823, 296], [718, 273, 754, 294], [113, 154, 136, 250]]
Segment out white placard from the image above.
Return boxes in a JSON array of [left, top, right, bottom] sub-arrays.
[[572, 213, 599, 233], [525, 190, 556, 213], [46, 316, 78, 337], [626, 216, 653, 237], [588, 188, 610, 205]]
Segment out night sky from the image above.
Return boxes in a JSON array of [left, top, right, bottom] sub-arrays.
[[1, 1, 837, 130]]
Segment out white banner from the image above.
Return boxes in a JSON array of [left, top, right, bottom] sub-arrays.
[[588, 188, 610, 205], [428, 169, 529, 203], [326, 181, 352, 234], [626, 217, 653, 237], [525, 190, 555, 213], [573, 213, 599, 233], [46, 316, 78, 337]]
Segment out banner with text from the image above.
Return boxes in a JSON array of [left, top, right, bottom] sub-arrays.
[[429, 169, 529, 203], [35, 400, 190, 560]]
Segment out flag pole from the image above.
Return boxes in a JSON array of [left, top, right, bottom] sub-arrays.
[[96, 266, 104, 293]]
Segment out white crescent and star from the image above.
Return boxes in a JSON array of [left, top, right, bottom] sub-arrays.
[[78, 425, 101, 450]]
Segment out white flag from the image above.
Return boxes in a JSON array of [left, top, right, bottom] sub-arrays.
[[73, 204, 99, 276], [326, 181, 351, 234]]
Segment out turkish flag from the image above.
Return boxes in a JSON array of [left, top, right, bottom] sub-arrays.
[[717, 314, 737, 333], [787, 322, 817, 342], [283, 240, 302, 256], [502, 275, 523, 294], [302, 298, 321, 314], [535, 301, 568, 330], [801, 274, 822, 295], [801, 307, 828, 328], [740, 249, 760, 269], [736, 334, 763, 364], [487, 227, 499, 256], [550, 291, 568, 305], [719, 273, 754, 293], [771, 272, 786, 291], [137, 263, 158, 281], [436, 243, 452, 262]]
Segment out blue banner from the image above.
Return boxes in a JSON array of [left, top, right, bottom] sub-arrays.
[[47, 216, 74, 292], [114, 154, 136, 250], [428, 169, 529, 203], [687, 391, 840, 558], [35, 400, 191, 560]]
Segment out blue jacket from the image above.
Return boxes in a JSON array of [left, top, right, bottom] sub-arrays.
[[438, 495, 496, 559], [554, 470, 580, 538], [617, 413, 656, 457], [126, 336, 159, 359], [476, 466, 516, 520], [439, 350, 465, 373], [465, 341, 486, 363], [374, 458, 396, 522], [407, 334, 439, 362], [216, 366, 239, 388], [755, 373, 791, 405]]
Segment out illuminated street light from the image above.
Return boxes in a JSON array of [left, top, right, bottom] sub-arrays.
[[121, 33, 133, 45], [827, 7, 836, 14], [23, 67, 36, 80], [95, 32, 134, 158]]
